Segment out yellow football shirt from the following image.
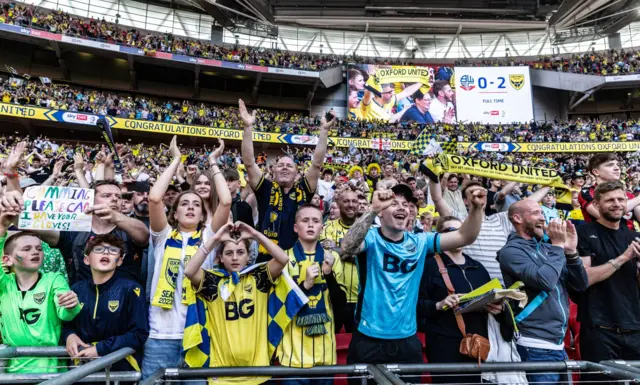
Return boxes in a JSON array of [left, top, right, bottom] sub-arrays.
[[320, 219, 359, 304], [277, 249, 344, 368], [196, 265, 273, 385], [361, 95, 397, 122]]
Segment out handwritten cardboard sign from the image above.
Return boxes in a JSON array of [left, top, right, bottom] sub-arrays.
[[19, 186, 94, 232]]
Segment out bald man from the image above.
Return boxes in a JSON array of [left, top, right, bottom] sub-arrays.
[[497, 200, 588, 385]]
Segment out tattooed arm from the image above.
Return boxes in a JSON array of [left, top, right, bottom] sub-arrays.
[[340, 211, 375, 260], [340, 190, 394, 260]]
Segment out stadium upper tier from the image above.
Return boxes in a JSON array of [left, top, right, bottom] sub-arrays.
[[2, 1, 640, 74], [1, 77, 638, 144]]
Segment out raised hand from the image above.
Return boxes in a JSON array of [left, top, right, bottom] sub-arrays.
[[320, 111, 336, 131], [0, 191, 24, 213], [52, 158, 65, 178], [169, 136, 181, 161], [238, 99, 256, 128], [85, 204, 120, 224], [467, 186, 487, 211], [234, 221, 257, 241], [565, 220, 578, 253], [371, 189, 395, 214], [6, 141, 27, 171], [546, 218, 567, 248], [73, 153, 85, 172], [209, 139, 225, 166]]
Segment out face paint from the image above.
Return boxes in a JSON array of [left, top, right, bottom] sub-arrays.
[[15, 254, 24, 262]]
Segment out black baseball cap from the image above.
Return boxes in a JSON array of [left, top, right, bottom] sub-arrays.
[[392, 184, 416, 204], [571, 171, 585, 180], [127, 181, 150, 193]]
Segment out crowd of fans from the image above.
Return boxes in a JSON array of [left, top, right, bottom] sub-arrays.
[[0, 1, 342, 71], [4, 1, 640, 76], [3, 76, 640, 143], [0, 98, 639, 385]]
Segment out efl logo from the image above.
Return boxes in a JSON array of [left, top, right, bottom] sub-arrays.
[[490, 110, 499, 116], [460, 75, 475, 91]]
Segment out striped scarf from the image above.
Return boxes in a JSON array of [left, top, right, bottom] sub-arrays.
[[151, 227, 202, 309]]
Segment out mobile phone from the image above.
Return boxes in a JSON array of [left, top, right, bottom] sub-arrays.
[[325, 111, 335, 122]]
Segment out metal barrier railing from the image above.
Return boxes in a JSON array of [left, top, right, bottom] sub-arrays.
[[139, 364, 392, 385], [0, 346, 140, 385], [377, 361, 640, 385]]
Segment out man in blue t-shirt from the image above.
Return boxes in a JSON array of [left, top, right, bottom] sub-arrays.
[[399, 90, 435, 124], [340, 184, 486, 369]]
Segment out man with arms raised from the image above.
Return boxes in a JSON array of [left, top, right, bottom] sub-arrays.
[[340, 184, 486, 370], [239, 99, 334, 262]]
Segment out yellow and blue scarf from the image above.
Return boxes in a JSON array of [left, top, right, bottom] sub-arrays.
[[292, 242, 330, 336], [182, 263, 308, 368], [259, 180, 308, 254], [151, 227, 203, 309]]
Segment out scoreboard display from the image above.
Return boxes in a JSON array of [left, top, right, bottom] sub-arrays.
[[454, 67, 534, 124]]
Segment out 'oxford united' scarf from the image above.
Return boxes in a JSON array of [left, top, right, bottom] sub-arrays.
[[151, 227, 202, 309]]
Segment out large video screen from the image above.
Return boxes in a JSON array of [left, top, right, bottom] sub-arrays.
[[347, 64, 456, 124], [454, 66, 533, 124]]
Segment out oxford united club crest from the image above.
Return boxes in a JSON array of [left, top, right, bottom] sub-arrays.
[[166, 259, 181, 288], [509, 74, 525, 90]]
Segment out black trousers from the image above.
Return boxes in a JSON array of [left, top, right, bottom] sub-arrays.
[[580, 324, 640, 385], [334, 303, 356, 333], [347, 330, 423, 385]]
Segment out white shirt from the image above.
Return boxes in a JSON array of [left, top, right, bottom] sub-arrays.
[[452, 209, 514, 283], [148, 224, 215, 340], [429, 97, 456, 124]]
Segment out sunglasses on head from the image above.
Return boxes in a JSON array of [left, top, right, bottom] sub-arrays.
[[440, 227, 459, 233]]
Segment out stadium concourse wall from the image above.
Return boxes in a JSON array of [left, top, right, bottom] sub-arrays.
[[1, 102, 637, 153]]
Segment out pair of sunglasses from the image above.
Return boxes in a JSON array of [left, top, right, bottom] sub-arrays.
[[440, 227, 459, 234]]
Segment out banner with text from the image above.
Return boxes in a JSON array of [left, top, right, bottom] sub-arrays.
[[19, 186, 94, 232], [3, 103, 640, 152]]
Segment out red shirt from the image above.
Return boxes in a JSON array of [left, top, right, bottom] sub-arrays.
[[579, 184, 636, 230]]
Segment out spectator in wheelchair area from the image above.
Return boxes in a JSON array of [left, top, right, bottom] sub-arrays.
[[62, 234, 149, 372]]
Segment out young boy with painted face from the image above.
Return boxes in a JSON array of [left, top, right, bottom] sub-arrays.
[[0, 229, 80, 373], [61, 234, 149, 372]]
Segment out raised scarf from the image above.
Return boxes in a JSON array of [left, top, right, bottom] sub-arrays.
[[151, 227, 203, 309], [292, 241, 330, 336]]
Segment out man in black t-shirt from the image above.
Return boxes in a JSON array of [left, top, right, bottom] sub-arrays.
[[25, 153, 53, 184], [576, 181, 640, 378], [223, 168, 254, 228], [239, 100, 334, 262]]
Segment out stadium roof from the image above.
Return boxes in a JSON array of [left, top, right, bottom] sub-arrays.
[[141, 0, 640, 38]]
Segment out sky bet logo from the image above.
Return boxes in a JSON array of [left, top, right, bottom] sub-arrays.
[[460, 75, 475, 91]]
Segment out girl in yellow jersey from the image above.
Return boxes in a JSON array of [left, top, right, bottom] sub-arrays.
[[184, 221, 293, 385]]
